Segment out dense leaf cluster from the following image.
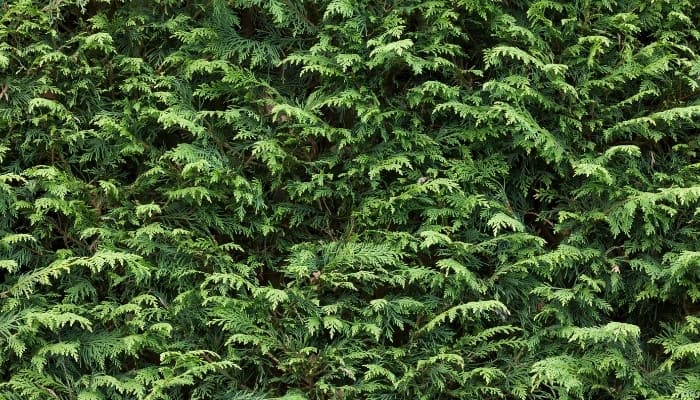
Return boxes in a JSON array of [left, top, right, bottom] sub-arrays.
[[1, 0, 700, 398]]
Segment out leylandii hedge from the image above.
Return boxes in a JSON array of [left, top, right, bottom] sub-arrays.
[[1, 0, 700, 399]]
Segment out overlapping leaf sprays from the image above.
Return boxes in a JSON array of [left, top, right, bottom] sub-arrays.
[[1, 0, 699, 398]]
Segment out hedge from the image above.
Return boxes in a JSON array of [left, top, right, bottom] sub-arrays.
[[1, 0, 700, 399]]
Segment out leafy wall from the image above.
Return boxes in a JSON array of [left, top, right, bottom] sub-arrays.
[[1, 0, 700, 399]]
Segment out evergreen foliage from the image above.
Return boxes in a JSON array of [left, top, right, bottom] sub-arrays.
[[1, 0, 699, 398]]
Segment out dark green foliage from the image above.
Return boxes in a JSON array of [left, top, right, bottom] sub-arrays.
[[1, 0, 699, 398]]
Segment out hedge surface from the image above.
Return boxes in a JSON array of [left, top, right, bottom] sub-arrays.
[[1, 0, 700, 399]]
